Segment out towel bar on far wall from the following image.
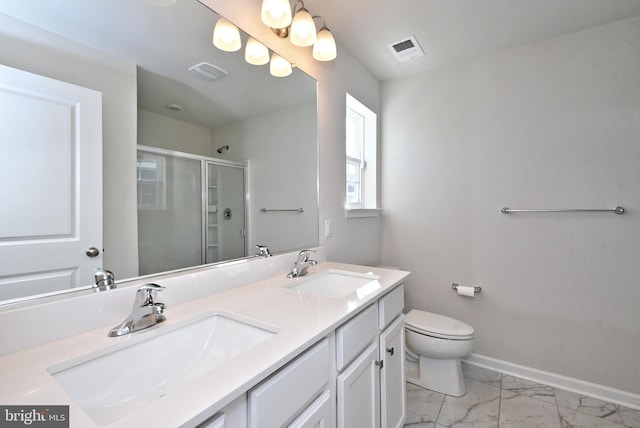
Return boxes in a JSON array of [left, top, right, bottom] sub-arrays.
[[500, 206, 625, 215], [259, 208, 304, 213]]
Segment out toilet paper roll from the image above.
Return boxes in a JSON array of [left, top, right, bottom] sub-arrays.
[[456, 285, 476, 297]]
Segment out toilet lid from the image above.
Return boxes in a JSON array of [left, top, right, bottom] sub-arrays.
[[405, 310, 474, 340]]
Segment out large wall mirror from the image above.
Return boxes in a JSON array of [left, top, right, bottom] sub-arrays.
[[0, 0, 318, 305]]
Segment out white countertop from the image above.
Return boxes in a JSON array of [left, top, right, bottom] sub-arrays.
[[0, 262, 410, 427]]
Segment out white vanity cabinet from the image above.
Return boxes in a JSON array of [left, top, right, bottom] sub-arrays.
[[336, 285, 406, 428], [248, 338, 331, 428], [197, 284, 405, 428]]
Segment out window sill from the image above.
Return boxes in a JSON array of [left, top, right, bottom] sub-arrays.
[[344, 208, 383, 219]]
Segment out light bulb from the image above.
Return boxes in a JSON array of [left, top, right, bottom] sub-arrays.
[[245, 38, 270, 65], [313, 27, 337, 61], [213, 17, 241, 52], [270, 53, 292, 77], [261, 0, 292, 29], [290, 8, 317, 47]]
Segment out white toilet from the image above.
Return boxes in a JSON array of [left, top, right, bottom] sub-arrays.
[[404, 309, 475, 396]]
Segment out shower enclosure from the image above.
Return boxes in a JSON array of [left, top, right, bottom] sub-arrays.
[[136, 146, 247, 276]]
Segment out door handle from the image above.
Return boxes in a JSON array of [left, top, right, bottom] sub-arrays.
[[86, 247, 100, 257], [375, 360, 384, 369], [386, 347, 395, 356]]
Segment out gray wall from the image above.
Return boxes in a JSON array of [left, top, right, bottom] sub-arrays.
[[211, 103, 319, 253], [381, 16, 640, 394], [201, 0, 383, 266]]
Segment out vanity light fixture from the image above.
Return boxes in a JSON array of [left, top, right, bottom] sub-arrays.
[[210, 14, 303, 77], [270, 53, 293, 77], [260, 0, 337, 61], [261, 0, 293, 29], [213, 17, 241, 52], [312, 17, 337, 61], [289, 3, 316, 47], [245, 37, 270, 65]]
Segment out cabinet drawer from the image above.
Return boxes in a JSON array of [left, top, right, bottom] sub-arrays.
[[378, 284, 404, 330], [249, 338, 329, 428], [336, 304, 378, 371], [288, 390, 332, 428]]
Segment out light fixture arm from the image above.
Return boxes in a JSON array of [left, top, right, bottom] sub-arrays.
[[259, 0, 337, 61], [292, 0, 306, 15], [312, 15, 327, 29]]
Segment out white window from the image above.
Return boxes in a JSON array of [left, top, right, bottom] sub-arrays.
[[345, 94, 378, 214], [136, 152, 166, 210]]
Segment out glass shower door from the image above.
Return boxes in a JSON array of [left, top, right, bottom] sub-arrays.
[[137, 151, 203, 275], [206, 162, 246, 263]]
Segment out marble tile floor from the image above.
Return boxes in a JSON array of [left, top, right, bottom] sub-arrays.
[[404, 362, 640, 427]]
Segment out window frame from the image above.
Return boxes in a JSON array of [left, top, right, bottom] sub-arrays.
[[345, 93, 380, 217]]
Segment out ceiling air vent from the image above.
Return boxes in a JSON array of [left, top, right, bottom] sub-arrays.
[[187, 62, 228, 81], [387, 35, 424, 63]]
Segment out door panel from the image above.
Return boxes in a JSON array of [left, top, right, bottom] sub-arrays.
[[212, 163, 246, 262], [380, 316, 406, 428], [0, 64, 102, 300], [337, 341, 380, 428]]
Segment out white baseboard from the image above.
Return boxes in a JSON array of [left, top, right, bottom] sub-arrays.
[[463, 353, 640, 411]]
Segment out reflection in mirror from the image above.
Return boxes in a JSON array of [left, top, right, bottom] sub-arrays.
[[0, 0, 318, 305]]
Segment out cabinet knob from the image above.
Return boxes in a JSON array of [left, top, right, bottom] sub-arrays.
[[386, 347, 395, 356], [375, 360, 384, 369]]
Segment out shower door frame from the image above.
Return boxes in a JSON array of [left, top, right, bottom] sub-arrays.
[[137, 145, 248, 268]]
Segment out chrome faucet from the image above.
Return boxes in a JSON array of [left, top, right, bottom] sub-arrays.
[[287, 250, 317, 278], [255, 244, 272, 258], [94, 267, 116, 292], [108, 283, 166, 337]]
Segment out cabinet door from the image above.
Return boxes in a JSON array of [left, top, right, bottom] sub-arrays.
[[337, 342, 380, 428], [288, 390, 334, 428], [379, 316, 406, 428]]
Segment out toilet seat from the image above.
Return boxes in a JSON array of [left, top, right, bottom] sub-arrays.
[[405, 310, 474, 340]]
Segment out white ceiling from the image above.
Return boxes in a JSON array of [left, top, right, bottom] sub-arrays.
[[2, 0, 640, 128], [310, 0, 640, 81]]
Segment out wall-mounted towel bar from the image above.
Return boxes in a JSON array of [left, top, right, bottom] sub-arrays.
[[501, 206, 625, 215], [259, 208, 304, 213]]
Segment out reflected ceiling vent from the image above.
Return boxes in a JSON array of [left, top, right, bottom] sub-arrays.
[[387, 35, 424, 63], [187, 62, 228, 81]]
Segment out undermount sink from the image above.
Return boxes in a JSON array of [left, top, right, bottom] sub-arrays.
[[283, 269, 381, 299], [48, 312, 278, 425]]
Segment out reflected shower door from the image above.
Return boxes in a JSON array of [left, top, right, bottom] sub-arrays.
[[137, 152, 202, 275], [206, 162, 246, 263]]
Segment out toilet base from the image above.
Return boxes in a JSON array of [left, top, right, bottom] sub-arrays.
[[406, 355, 466, 397]]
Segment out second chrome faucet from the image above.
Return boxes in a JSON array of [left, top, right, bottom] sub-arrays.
[[287, 250, 317, 278]]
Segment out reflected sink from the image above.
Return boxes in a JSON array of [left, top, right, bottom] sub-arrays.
[[283, 269, 381, 299], [48, 312, 278, 425]]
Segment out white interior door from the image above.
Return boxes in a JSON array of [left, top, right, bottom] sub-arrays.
[[0, 64, 102, 300]]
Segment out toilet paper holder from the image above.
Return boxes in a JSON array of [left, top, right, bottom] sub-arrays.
[[451, 283, 482, 294]]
